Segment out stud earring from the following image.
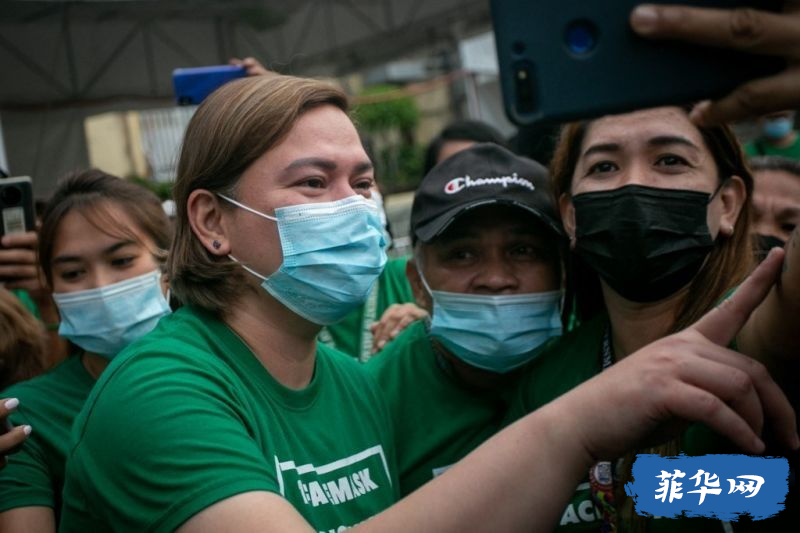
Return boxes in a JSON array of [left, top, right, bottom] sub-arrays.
[[212, 240, 221, 250]]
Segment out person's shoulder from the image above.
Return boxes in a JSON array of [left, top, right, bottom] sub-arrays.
[[2, 354, 88, 402], [743, 140, 759, 156], [516, 314, 607, 390], [317, 341, 362, 370], [123, 305, 218, 352], [364, 320, 428, 375], [76, 307, 242, 426], [382, 256, 409, 277], [379, 256, 413, 294], [538, 314, 606, 364]]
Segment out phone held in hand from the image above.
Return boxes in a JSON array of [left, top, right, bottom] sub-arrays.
[[0, 176, 35, 239], [491, 0, 784, 126], [172, 65, 247, 106]]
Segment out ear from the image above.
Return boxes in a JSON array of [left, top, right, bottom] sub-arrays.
[[159, 272, 170, 293], [406, 256, 432, 313], [187, 189, 231, 256], [559, 193, 577, 249], [714, 176, 746, 238]]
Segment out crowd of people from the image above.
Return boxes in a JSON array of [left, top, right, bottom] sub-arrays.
[[1, 2, 799, 532]]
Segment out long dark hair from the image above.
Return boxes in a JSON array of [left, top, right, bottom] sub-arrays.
[[550, 107, 754, 332]]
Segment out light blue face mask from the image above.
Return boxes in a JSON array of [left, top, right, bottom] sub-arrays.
[[53, 270, 171, 359], [371, 190, 393, 250], [219, 194, 387, 326], [762, 117, 794, 140], [420, 271, 563, 373]]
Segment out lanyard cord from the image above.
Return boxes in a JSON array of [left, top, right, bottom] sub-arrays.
[[358, 280, 380, 362], [590, 325, 619, 533]]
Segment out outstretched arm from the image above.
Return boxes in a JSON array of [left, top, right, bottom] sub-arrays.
[[181, 249, 798, 532]]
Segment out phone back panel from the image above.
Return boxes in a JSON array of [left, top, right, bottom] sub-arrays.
[[491, 0, 783, 126], [172, 65, 247, 106], [0, 176, 35, 237]]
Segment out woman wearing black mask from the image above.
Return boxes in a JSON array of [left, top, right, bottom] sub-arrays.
[[506, 106, 799, 532]]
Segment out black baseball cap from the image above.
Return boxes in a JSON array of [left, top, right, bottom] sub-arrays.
[[410, 142, 563, 243]]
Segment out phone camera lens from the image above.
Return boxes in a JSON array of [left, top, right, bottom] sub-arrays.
[[565, 20, 597, 56], [0, 185, 22, 206]]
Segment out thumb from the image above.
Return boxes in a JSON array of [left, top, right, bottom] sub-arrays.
[[691, 247, 784, 346]]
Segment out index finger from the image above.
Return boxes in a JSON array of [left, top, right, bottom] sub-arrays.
[[630, 3, 800, 55], [0, 231, 38, 248], [691, 247, 784, 345]]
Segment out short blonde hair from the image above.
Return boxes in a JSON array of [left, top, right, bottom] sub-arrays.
[[169, 75, 350, 313]]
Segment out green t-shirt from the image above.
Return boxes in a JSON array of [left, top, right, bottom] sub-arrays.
[[0, 355, 95, 515], [365, 320, 517, 496], [319, 257, 415, 362], [744, 134, 800, 160], [60, 306, 399, 533], [505, 314, 738, 533], [10, 288, 40, 319]]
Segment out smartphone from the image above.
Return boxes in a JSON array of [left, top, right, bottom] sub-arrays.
[[491, 0, 784, 126], [172, 65, 247, 106], [0, 176, 35, 238]]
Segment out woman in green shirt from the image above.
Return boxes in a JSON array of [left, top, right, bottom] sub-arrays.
[[56, 73, 799, 533], [508, 105, 800, 531], [0, 169, 172, 532]]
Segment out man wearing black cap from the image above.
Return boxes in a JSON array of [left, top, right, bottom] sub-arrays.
[[365, 142, 566, 496]]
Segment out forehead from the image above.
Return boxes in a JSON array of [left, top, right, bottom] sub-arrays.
[[272, 105, 363, 158], [753, 169, 800, 198], [582, 107, 705, 150], [52, 203, 149, 253]]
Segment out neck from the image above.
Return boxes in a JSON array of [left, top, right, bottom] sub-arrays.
[[602, 282, 687, 360], [81, 351, 109, 380], [766, 130, 797, 148], [224, 285, 320, 390]]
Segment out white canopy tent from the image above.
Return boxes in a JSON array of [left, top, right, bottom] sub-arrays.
[[0, 0, 492, 196]]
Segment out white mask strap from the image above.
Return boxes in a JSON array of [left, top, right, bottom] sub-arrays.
[[218, 194, 278, 222], [228, 254, 269, 282]]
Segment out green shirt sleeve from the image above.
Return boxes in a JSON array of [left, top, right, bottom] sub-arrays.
[[0, 356, 94, 514], [0, 405, 54, 511], [61, 349, 278, 533]]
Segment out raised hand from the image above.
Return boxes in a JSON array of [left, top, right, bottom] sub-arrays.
[[630, 2, 800, 125], [561, 248, 799, 461]]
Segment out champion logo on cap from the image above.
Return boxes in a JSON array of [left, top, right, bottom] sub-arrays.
[[443, 173, 536, 194]]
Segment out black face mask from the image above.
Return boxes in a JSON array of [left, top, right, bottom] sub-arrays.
[[754, 234, 786, 262], [572, 184, 715, 303]]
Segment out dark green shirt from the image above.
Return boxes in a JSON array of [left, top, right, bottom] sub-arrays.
[[319, 257, 415, 361]]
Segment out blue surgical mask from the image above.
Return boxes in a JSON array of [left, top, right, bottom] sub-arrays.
[[219, 194, 387, 326], [371, 190, 393, 249], [419, 272, 563, 373], [762, 117, 794, 140], [53, 270, 171, 359]]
